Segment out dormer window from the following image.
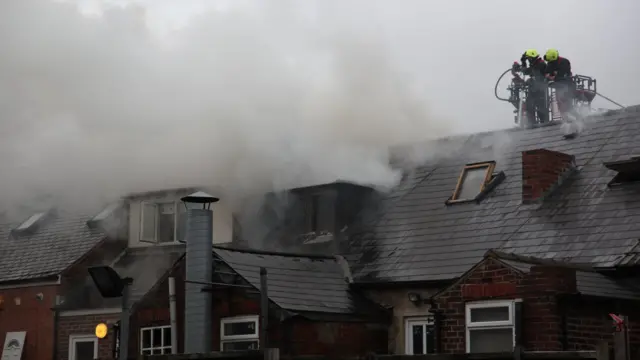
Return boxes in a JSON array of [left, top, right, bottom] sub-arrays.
[[449, 161, 498, 203], [604, 157, 640, 187], [140, 201, 186, 243]]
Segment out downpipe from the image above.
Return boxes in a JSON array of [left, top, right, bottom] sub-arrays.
[[169, 277, 178, 354]]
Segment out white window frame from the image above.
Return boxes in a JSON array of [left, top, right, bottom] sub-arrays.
[[404, 317, 433, 355], [465, 299, 519, 353], [140, 325, 172, 355], [140, 201, 185, 244], [68, 334, 98, 360], [220, 315, 259, 351]]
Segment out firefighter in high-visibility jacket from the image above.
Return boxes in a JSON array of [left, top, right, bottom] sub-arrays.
[[544, 48, 575, 120], [520, 49, 549, 124]]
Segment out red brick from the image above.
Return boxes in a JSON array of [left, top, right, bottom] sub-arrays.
[[521, 148, 575, 203]]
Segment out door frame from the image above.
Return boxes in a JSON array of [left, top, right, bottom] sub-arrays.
[[68, 334, 98, 360], [404, 317, 433, 355]]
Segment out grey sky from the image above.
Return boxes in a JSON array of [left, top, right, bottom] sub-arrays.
[[0, 0, 638, 214]]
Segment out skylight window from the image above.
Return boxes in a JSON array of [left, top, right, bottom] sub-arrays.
[[450, 161, 497, 202], [16, 212, 46, 231]]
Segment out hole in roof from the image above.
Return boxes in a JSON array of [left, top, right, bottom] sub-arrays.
[[16, 212, 46, 231], [450, 161, 496, 202]]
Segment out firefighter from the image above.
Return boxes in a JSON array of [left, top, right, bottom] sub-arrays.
[[520, 49, 549, 124], [544, 48, 576, 120]]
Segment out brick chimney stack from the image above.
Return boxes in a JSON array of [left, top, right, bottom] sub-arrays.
[[522, 149, 576, 203]]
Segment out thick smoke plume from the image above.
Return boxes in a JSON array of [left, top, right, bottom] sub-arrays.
[[0, 0, 452, 216]]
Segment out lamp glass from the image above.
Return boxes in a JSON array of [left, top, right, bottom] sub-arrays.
[[95, 323, 108, 339]]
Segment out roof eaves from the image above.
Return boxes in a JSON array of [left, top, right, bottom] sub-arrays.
[[487, 250, 596, 272], [0, 274, 60, 287], [211, 245, 335, 260]]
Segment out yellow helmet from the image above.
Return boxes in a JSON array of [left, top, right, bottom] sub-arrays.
[[524, 49, 539, 58], [544, 49, 559, 62]]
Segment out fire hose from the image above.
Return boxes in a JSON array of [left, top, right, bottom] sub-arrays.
[[494, 67, 627, 109]]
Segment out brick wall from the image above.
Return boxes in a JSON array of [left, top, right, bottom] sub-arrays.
[[56, 312, 121, 360], [432, 257, 640, 355], [0, 284, 58, 360], [433, 258, 579, 353]]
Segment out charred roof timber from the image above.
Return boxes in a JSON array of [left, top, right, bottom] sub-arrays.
[[11, 209, 55, 236], [521, 149, 577, 204], [446, 161, 506, 205], [604, 156, 640, 187]]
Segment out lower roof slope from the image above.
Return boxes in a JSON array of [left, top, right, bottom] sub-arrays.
[[213, 246, 383, 319], [348, 106, 640, 283], [0, 211, 107, 283]]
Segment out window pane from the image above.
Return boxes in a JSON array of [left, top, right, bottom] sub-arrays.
[[142, 349, 152, 355], [222, 340, 259, 351], [470, 306, 510, 323], [426, 324, 435, 354], [142, 204, 156, 240], [411, 325, 424, 354], [457, 167, 488, 200], [74, 341, 95, 360], [177, 206, 187, 242], [142, 329, 151, 348], [163, 327, 172, 347], [157, 203, 176, 243], [469, 328, 514, 353], [152, 327, 162, 347], [223, 321, 257, 336]]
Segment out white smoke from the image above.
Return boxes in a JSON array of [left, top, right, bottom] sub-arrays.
[[0, 0, 453, 215]]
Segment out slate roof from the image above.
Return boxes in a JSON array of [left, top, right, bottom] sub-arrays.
[[0, 211, 108, 283], [213, 246, 382, 319], [574, 271, 640, 300], [348, 106, 640, 283]]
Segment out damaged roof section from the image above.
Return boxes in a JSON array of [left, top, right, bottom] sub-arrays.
[[213, 246, 385, 321]]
